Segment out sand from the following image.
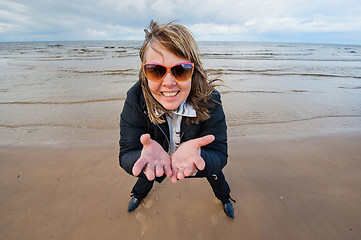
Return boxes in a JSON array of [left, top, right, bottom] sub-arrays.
[[1, 131, 360, 240]]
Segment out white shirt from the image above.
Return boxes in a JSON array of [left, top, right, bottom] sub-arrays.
[[165, 101, 197, 155]]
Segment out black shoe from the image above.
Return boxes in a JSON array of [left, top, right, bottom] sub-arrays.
[[127, 197, 141, 212], [223, 202, 234, 219]]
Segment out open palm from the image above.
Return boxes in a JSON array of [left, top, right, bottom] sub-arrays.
[[171, 135, 215, 183], [132, 134, 172, 181]]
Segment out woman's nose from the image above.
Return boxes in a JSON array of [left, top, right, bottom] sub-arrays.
[[162, 70, 176, 86]]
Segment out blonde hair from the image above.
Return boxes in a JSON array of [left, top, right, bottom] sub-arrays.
[[139, 20, 220, 124]]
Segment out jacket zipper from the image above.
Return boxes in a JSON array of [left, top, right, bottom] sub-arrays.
[[156, 124, 170, 147], [180, 132, 185, 141]]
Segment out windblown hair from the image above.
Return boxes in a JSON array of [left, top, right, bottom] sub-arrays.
[[139, 20, 221, 124]]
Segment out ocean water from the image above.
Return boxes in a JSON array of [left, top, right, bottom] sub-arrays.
[[0, 40, 361, 140]]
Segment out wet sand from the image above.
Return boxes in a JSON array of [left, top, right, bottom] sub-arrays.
[[1, 131, 360, 240]]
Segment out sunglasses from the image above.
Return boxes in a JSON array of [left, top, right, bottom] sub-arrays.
[[143, 62, 194, 82]]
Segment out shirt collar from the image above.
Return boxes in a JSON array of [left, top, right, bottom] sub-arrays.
[[155, 100, 197, 118], [173, 100, 197, 117]]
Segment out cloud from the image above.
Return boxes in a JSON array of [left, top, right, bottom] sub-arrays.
[[86, 28, 109, 39], [0, 0, 361, 44], [0, 1, 32, 27], [243, 15, 361, 35], [0, 22, 21, 33], [187, 23, 253, 41], [85, 24, 144, 40]]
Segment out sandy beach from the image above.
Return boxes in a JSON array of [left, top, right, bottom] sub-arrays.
[[1, 131, 361, 239], [1, 41, 361, 239]]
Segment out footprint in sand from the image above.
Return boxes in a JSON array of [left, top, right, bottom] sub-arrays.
[[210, 214, 219, 225], [144, 199, 153, 209], [136, 213, 148, 236]]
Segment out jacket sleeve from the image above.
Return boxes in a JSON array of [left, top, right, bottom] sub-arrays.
[[197, 91, 228, 177], [119, 84, 148, 176]]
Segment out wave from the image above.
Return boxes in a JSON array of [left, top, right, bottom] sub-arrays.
[[201, 52, 313, 57], [209, 68, 361, 79], [201, 53, 234, 56], [259, 72, 361, 79], [0, 98, 125, 105], [339, 86, 361, 89], [0, 123, 117, 130], [35, 57, 107, 61], [220, 89, 310, 94], [228, 114, 361, 126], [201, 54, 361, 62], [208, 68, 279, 75], [70, 69, 137, 75], [220, 90, 285, 94], [47, 44, 63, 47]]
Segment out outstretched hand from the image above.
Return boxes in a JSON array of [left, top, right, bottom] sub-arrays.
[[132, 134, 172, 181], [170, 135, 215, 183]]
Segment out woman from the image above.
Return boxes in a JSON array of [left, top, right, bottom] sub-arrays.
[[119, 21, 234, 219]]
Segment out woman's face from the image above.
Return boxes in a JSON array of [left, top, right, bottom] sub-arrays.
[[144, 43, 192, 111]]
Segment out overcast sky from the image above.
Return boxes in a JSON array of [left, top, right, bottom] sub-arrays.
[[1, 0, 361, 44]]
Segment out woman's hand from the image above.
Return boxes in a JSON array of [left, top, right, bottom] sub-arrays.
[[132, 134, 172, 181], [170, 135, 215, 183]]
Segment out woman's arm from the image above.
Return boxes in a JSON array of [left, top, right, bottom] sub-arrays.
[[119, 84, 147, 175], [198, 92, 228, 176]]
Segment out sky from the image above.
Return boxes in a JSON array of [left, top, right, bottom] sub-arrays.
[[1, 0, 361, 45]]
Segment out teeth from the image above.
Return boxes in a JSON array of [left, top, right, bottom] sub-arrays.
[[162, 91, 178, 97]]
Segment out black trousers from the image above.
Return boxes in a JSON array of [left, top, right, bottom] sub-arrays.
[[131, 171, 231, 204]]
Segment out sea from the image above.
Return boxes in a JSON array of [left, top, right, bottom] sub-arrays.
[[0, 40, 361, 141]]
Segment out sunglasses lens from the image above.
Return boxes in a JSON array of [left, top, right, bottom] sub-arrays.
[[144, 64, 167, 81], [171, 64, 193, 81]]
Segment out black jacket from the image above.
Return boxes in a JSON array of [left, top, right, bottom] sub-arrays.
[[119, 81, 228, 177]]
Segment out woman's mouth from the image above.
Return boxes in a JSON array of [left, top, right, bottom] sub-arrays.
[[161, 91, 179, 97]]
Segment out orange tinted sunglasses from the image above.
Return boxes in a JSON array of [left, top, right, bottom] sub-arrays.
[[142, 62, 194, 82]]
